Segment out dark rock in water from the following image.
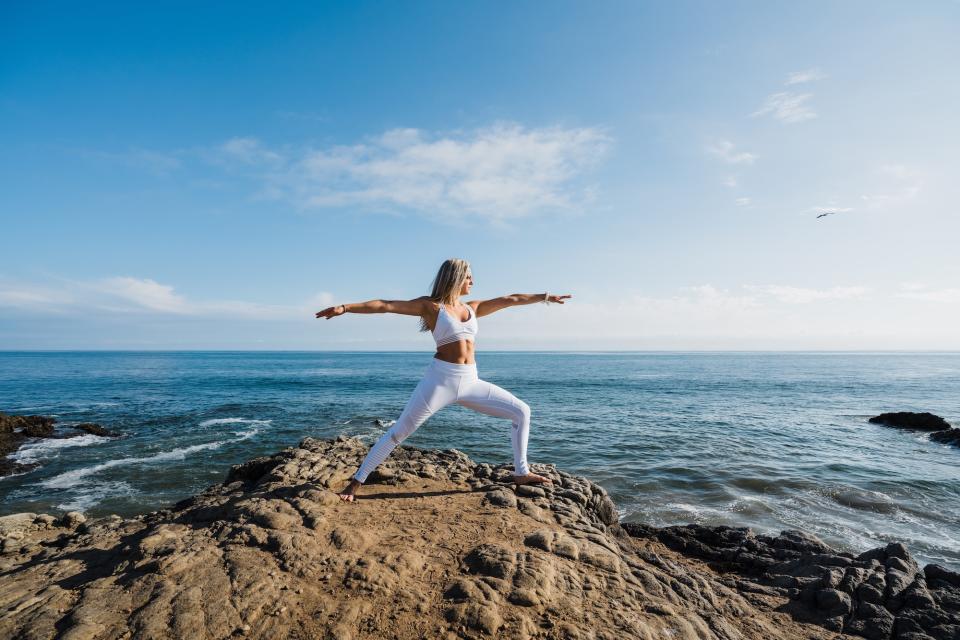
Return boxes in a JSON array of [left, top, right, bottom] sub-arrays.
[[930, 429, 960, 447], [74, 422, 121, 437], [0, 459, 40, 477], [1, 413, 33, 466], [0, 432, 25, 460], [0, 412, 121, 477], [868, 412, 951, 431], [868, 411, 960, 449], [19, 416, 56, 438], [623, 523, 960, 640], [0, 412, 56, 444]]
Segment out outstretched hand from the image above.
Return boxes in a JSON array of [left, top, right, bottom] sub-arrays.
[[315, 304, 346, 319], [547, 294, 572, 304]]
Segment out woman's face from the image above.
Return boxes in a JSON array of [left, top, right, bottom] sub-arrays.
[[461, 270, 474, 295]]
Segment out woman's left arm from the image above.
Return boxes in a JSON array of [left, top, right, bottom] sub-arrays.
[[474, 293, 572, 318]]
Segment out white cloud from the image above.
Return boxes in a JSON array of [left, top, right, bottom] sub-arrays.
[[214, 123, 611, 225], [785, 68, 826, 85], [0, 276, 332, 319], [724, 176, 738, 188], [706, 140, 757, 164], [0, 287, 67, 312], [751, 92, 817, 123], [215, 137, 284, 165], [96, 277, 189, 313], [745, 285, 870, 304], [735, 197, 751, 206]]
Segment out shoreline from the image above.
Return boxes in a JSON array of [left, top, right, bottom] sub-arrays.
[[2, 435, 958, 639]]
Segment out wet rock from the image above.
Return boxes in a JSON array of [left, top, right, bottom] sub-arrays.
[[20, 416, 56, 438], [930, 429, 960, 447], [1, 412, 120, 477], [74, 422, 121, 437], [868, 412, 951, 431], [925, 564, 960, 588], [0, 459, 40, 477]]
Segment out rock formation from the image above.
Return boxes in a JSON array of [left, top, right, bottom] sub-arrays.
[[1, 436, 957, 639], [0, 412, 121, 477], [624, 523, 960, 640], [869, 412, 960, 450], [869, 413, 952, 432]]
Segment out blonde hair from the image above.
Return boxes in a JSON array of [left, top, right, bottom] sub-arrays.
[[418, 258, 471, 333]]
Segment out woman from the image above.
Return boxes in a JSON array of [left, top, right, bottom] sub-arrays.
[[315, 258, 571, 502]]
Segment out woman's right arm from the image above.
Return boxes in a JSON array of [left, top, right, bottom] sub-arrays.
[[315, 297, 431, 319]]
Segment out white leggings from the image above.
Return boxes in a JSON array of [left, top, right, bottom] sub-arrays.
[[353, 357, 531, 483]]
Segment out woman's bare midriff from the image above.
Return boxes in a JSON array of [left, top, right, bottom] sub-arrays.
[[434, 340, 475, 365]]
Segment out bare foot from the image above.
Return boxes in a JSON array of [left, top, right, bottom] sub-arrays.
[[513, 472, 552, 486], [338, 478, 362, 502]]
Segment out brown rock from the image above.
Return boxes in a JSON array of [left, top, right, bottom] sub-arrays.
[[0, 435, 917, 640]]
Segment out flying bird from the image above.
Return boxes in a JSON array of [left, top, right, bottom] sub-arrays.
[[816, 211, 836, 219]]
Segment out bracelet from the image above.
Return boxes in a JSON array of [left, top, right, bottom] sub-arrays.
[[543, 292, 550, 305], [339, 304, 347, 314]]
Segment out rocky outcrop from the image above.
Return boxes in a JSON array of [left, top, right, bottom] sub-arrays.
[[930, 430, 960, 447], [0, 435, 864, 640], [0, 412, 121, 477], [623, 523, 960, 640], [869, 412, 952, 432], [869, 411, 960, 451], [74, 422, 122, 438]]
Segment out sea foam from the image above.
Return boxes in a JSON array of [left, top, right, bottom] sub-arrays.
[[41, 428, 261, 490], [198, 417, 272, 428], [11, 434, 111, 465]]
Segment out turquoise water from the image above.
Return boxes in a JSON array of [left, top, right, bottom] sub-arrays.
[[1, 351, 958, 570]]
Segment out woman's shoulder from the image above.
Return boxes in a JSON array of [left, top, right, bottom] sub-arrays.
[[416, 296, 442, 316]]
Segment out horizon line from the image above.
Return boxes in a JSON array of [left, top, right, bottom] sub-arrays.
[[2, 349, 960, 355]]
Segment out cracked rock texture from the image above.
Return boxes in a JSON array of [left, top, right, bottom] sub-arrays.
[[2, 436, 954, 639]]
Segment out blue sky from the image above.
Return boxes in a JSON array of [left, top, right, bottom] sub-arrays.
[[2, 1, 959, 350]]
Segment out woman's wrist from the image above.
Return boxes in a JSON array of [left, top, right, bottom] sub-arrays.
[[340, 304, 348, 313]]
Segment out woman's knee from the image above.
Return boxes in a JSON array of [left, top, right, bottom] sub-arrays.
[[516, 400, 531, 424], [388, 421, 415, 444]]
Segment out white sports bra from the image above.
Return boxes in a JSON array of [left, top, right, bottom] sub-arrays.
[[432, 302, 478, 348]]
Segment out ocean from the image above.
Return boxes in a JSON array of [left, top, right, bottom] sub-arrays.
[[1, 351, 958, 570]]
